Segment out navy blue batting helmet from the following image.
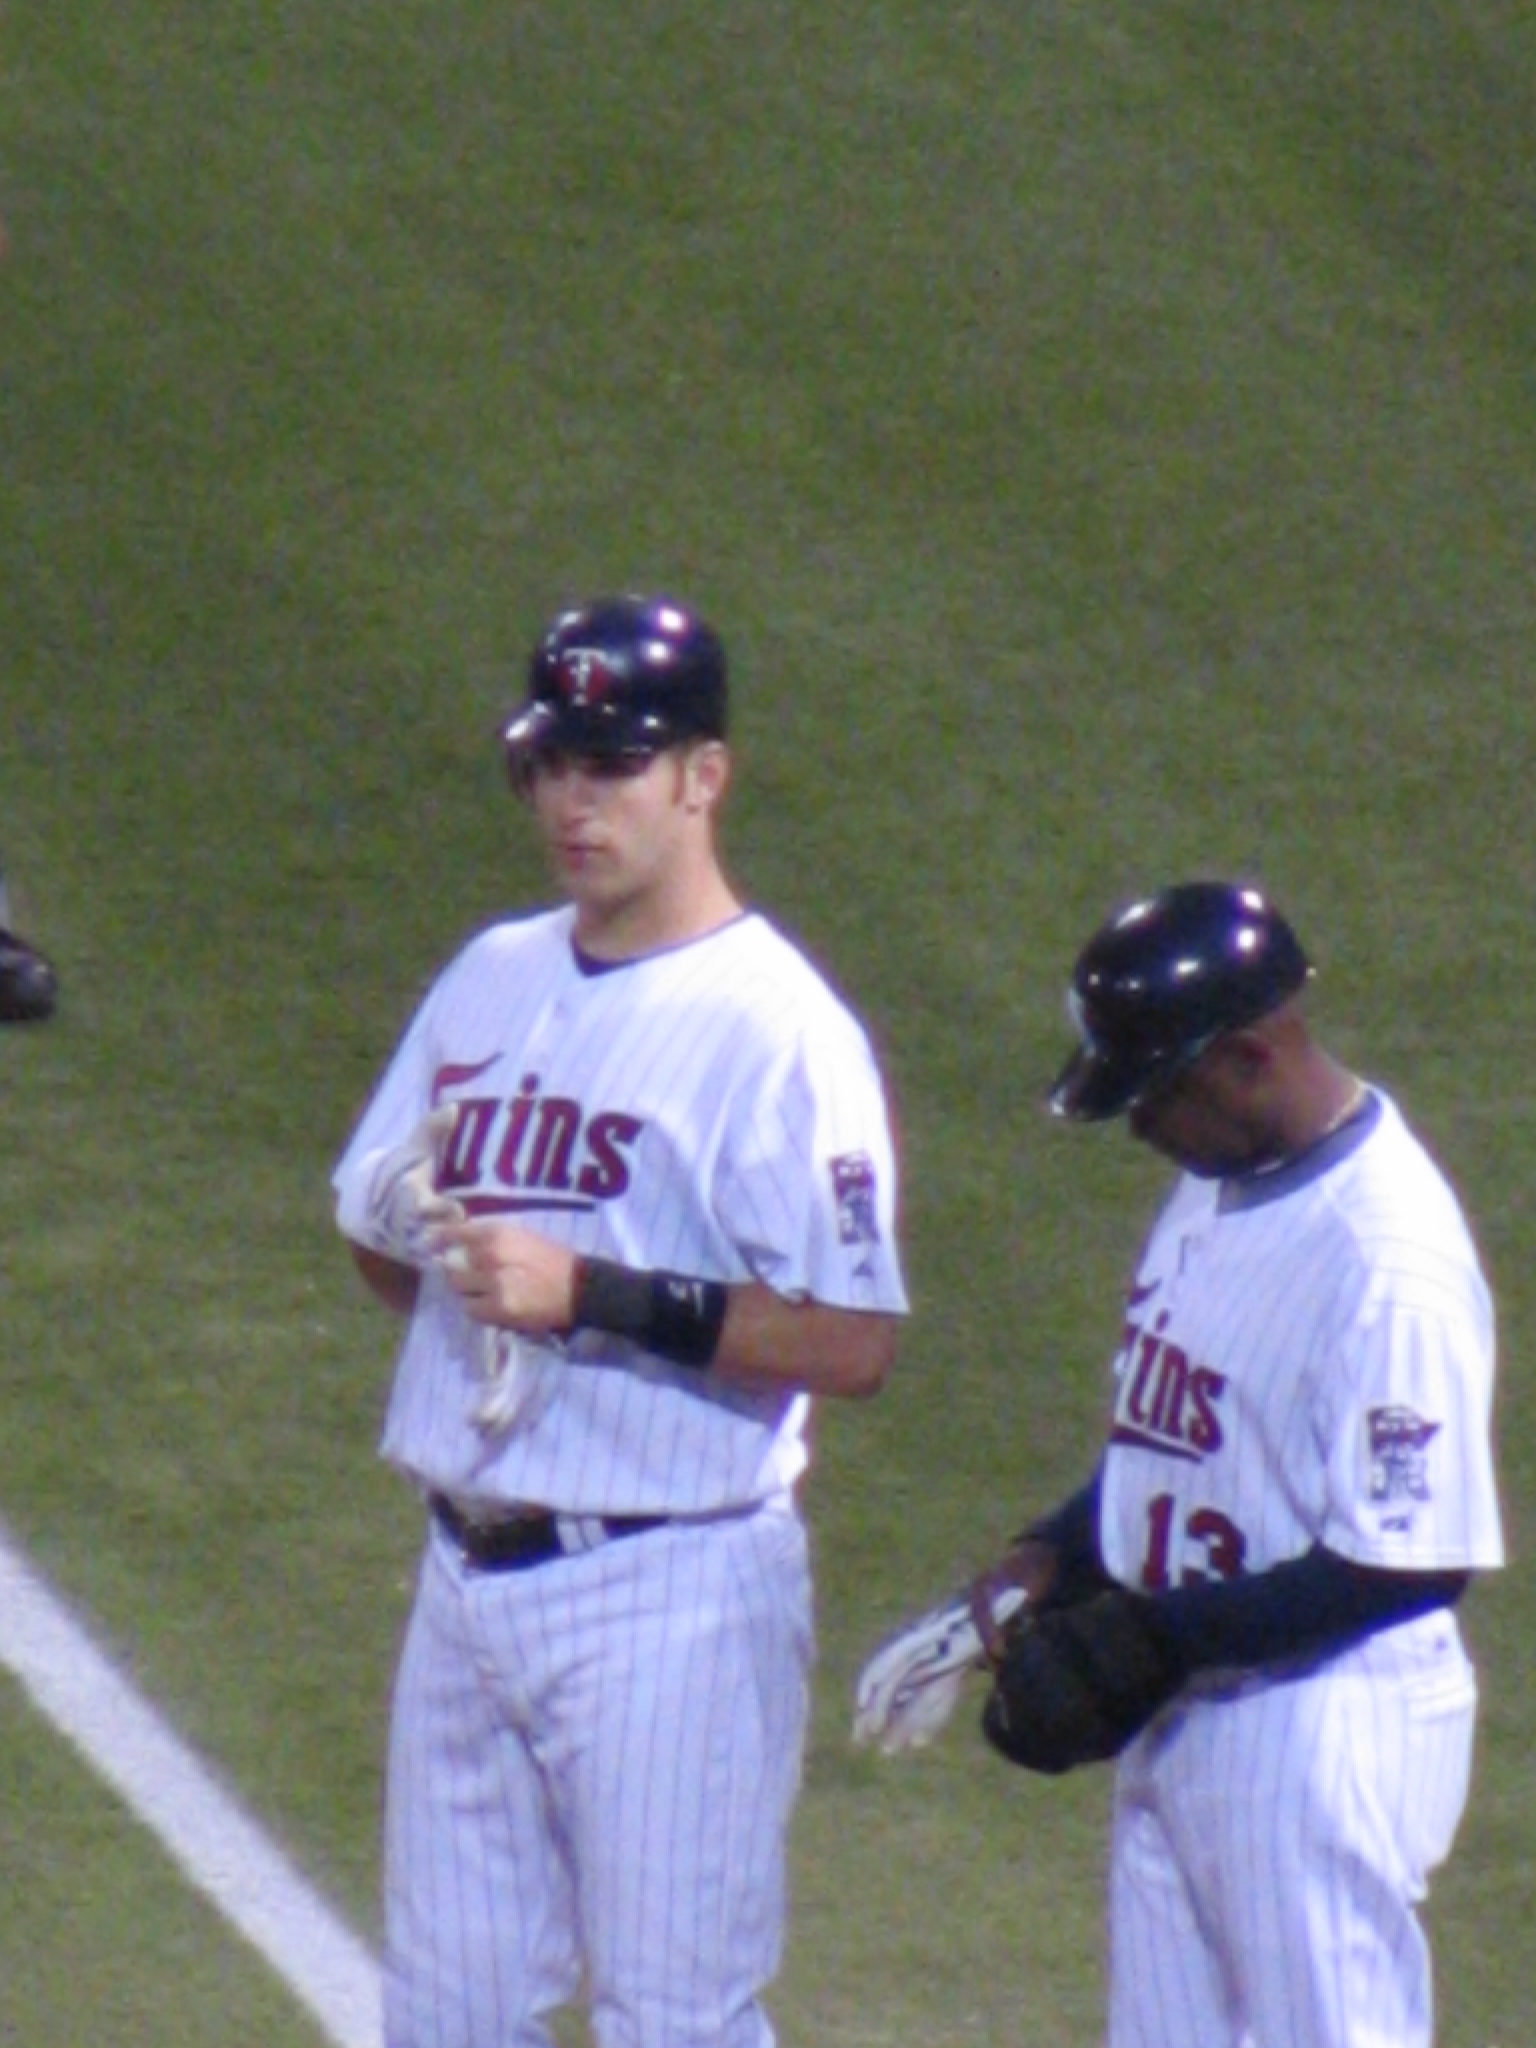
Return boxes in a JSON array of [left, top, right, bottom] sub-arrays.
[[1049, 882, 1312, 1122], [503, 595, 728, 786]]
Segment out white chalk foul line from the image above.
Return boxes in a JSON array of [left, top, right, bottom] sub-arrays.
[[0, 1522, 383, 2048]]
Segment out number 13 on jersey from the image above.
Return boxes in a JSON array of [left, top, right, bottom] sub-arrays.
[[1140, 1492, 1248, 1589]]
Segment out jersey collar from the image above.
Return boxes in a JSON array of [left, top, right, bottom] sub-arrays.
[[1218, 1089, 1383, 1213], [569, 908, 755, 977]]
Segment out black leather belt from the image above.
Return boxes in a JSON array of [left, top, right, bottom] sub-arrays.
[[430, 1493, 670, 1571]]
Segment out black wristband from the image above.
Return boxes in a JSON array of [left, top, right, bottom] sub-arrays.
[[572, 1257, 729, 1370]]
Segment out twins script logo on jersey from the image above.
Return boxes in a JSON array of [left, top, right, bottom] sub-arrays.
[[431, 1063, 642, 1216], [1366, 1404, 1440, 1505], [1109, 1291, 1228, 1463]]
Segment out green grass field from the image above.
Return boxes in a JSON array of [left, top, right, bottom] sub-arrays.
[[4, 2, 1534, 2040]]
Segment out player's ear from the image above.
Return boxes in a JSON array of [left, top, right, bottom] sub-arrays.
[[1211, 1027, 1276, 1091], [680, 740, 730, 813]]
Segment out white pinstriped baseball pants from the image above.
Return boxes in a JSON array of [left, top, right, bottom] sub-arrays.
[[1106, 1641, 1477, 2048], [382, 1504, 812, 2048]]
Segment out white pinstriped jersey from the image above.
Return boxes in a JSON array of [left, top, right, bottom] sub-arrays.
[[332, 905, 908, 1515], [1098, 1090, 1504, 1625]]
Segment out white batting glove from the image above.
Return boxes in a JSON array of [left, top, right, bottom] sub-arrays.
[[470, 1330, 556, 1436], [341, 1106, 462, 1267], [851, 1583, 1028, 1756]]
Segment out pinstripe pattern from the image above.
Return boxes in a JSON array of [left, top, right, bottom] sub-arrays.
[[1109, 1626, 1476, 2048], [1094, 1091, 1501, 2047], [384, 1506, 811, 2048], [336, 904, 903, 2047], [335, 909, 906, 1513]]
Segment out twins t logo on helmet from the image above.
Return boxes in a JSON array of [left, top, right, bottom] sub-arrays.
[[558, 649, 620, 708]]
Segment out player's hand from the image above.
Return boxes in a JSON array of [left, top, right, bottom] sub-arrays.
[[968, 1536, 1060, 1660], [350, 1107, 464, 1268], [982, 1587, 1188, 1775], [431, 1218, 579, 1334], [851, 1579, 1029, 1756]]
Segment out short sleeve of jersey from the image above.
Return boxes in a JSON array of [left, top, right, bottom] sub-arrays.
[[711, 1025, 907, 1315], [331, 963, 458, 1230], [1319, 1290, 1504, 1571]]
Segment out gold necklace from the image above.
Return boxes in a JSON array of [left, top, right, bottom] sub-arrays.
[[1317, 1076, 1368, 1141]]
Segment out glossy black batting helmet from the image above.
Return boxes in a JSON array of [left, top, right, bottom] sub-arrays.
[[0, 927, 59, 1023], [1049, 882, 1312, 1122], [502, 595, 728, 787]]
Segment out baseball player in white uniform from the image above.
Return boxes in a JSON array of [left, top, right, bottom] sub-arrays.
[[854, 882, 1502, 2048], [333, 595, 908, 2048]]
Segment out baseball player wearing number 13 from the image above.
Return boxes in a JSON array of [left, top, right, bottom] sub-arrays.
[[855, 881, 1503, 2048], [333, 596, 907, 2048]]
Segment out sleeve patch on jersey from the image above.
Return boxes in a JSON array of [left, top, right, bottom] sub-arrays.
[[830, 1151, 881, 1247], [1365, 1404, 1441, 1506]]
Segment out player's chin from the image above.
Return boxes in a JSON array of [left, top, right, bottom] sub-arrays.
[[551, 845, 615, 897], [1128, 1119, 1183, 1166], [1175, 1144, 1270, 1180], [1131, 1130, 1230, 1178]]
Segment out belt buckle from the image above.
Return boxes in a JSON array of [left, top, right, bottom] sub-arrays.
[[555, 1513, 612, 1555], [433, 1494, 537, 1566]]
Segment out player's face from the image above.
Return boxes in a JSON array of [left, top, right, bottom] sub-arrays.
[[1126, 1041, 1277, 1178], [526, 741, 726, 937]]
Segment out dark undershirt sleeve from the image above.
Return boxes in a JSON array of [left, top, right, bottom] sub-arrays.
[[1018, 1470, 1467, 1670], [1018, 1464, 1116, 1609], [1145, 1544, 1469, 1676]]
